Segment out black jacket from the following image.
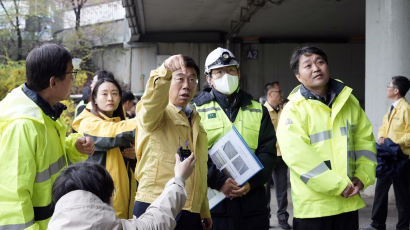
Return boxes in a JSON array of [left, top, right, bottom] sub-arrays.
[[376, 138, 408, 178], [194, 88, 276, 218]]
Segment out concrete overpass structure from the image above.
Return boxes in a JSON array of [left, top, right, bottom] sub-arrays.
[[118, 0, 409, 141]]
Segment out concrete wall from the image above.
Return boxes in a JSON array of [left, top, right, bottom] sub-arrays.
[[93, 42, 365, 103], [365, 0, 410, 199], [239, 42, 365, 104]]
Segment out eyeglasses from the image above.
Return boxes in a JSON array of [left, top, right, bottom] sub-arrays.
[[66, 71, 78, 79], [210, 66, 238, 79], [386, 85, 397, 89], [270, 90, 282, 93]]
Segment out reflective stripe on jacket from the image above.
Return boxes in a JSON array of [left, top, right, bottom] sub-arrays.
[[196, 100, 262, 151], [135, 64, 210, 218], [0, 86, 87, 229], [72, 109, 137, 219], [277, 83, 376, 218], [378, 97, 410, 157]]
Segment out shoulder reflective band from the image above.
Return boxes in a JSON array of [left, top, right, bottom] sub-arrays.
[[309, 130, 332, 144], [241, 108, 261, 113], [300, 162, 329, 184], [197, 107, 221, 113]]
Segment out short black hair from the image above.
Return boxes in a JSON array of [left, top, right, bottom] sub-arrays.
[[183, 56, 200, 77], [122, 90, 135, 103], [26, 43, 72, 91], [264, 81, 280, 96], [392, 75, 410, 97], [290, 46, 328, 75], [52, 162, 114, 206], [91, 76, 126, 120], [95, 70, 115, 81], [82, 86, 91, 103]]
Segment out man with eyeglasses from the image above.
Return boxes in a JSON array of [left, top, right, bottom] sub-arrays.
[[361, 76, 410, 230], [194, 47, 276, 230], [133, 55, 212, 230], [0, 43, 94, 229], [263, 81, 291, 229]]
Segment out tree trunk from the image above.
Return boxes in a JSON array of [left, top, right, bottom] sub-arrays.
[[75, 6, 81, 31], [15, 14, 22, 60]]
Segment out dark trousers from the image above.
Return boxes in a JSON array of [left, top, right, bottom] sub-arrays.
[[371, 160, 410, 230], [133, 200, 202, 230], [212, 213, 270, 230], [293, 210, 358, 230], [266, 156, 289, 221]]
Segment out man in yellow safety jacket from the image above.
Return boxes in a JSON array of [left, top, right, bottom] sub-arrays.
[[133, 55, 211, 230], [277, 46, 377, 230], [263, 81, 291, 229], [361, 76, 410, 230], [0, 44, 94, 230]]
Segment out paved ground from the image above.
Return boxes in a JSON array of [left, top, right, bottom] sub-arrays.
[[268, 188, 399, 229]]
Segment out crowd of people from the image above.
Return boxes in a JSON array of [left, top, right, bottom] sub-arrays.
[[0, 43, 409, 230]]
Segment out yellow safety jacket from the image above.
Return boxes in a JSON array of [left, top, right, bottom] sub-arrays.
[[264, 102, 283, 156], [135, 64, 210, 218], [378, 97, 410, 157], [72, 109, 137, 219], [0, 86, 87, 230], [277, 81, 377, 218], [196, 100, 262, 151]]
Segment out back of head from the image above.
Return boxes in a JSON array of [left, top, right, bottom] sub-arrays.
[[122, 90, 135, 103], [82, 86, 91, 103], [392, 75, 410, 97], [26, 43, 72, 92], [52, 162, 114, 207], [95, 70, 115, 81], [290, 46, 328, 75], [205, 47, 239, 74]]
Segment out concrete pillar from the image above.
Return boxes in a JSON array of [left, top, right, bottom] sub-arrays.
[[365, 0, 410, 196]]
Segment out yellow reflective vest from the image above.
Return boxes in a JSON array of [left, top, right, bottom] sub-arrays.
[[196, 100, 262, 151], [378, 97, 410, 157], [72, 109, 137, 219], [277, 82, 377, 218], [134, 64, 210, 218], [0, 86, 87, 230], [264, 102, 283, 156]]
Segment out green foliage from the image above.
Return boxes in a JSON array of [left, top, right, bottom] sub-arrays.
[[60, 99, 76, 135], [0, 59, 25, 100]]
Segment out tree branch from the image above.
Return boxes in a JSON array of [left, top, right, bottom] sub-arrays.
[[0, 0, 17, 29]]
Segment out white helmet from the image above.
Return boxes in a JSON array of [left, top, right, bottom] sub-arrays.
[[205, 47, 239, 74]]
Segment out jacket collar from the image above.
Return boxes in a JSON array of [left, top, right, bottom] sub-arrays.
[[299, 78, 345, 107], [264, 101, 281, 112], [22, 84, 66, 121], [194, 87, 253, 108]]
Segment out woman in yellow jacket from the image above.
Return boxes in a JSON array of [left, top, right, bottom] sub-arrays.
[[72, 77, 137, 219]]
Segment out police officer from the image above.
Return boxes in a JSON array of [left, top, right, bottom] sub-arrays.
[[194, 47, 276, 230]]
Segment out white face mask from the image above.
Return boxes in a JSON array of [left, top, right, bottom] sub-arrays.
[[212, 73, 239, 95]]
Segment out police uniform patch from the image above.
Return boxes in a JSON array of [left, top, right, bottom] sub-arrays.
[[208, 113, 216, 119]]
